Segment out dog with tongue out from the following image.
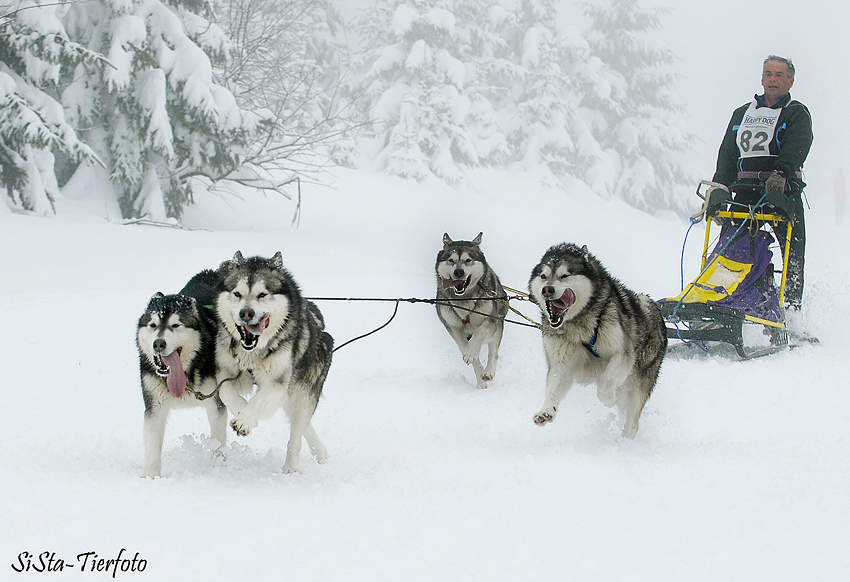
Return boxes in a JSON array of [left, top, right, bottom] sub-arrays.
[[136, 274, 227, 478], [435, 232, 508, 389], [528, 243, 667, 439]]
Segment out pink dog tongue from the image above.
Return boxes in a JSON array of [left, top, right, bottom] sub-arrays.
[[247, 313, 271, 336], [163, 351, 187, 398], [554, 288, 576, 310]]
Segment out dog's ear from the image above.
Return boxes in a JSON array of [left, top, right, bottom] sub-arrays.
[[218, 251, 244, 274], [147, 292, 165, 310], [269, 251, 284, 271], [443, 233, 453, 248], [180, 295, 198, 314], [580, 245, 589, 257], [472, 232, 483, 246]]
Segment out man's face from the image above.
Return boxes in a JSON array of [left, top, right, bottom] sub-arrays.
[[761, 60, 794, 104]]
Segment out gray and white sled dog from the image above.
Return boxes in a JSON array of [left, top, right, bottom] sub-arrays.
[[436, 232, 508, 389], [137, 270, 227, 478], [528, 243, 666, 438], [215, 251, 333, 474]]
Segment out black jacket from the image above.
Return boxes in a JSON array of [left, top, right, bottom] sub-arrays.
[[712, 93, 813, 194]]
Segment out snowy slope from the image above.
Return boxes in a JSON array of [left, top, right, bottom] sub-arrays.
[[1, 168, 848, 581]]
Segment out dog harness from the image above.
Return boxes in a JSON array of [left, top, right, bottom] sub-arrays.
[[583, 314, 601, 358], [445, 279, 495, 325]]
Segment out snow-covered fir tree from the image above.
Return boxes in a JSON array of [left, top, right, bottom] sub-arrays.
[[350, 0, 507, 182], [61, 0, 257, 220], [3, 0, 698, 219], [0, 1, 102, 215], [486, 0, 607, 186], [344, 0, 692, 214], [582, 0, 695, 213]]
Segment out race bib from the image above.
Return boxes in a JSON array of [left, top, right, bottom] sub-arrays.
[[736, 100, 782, 159]]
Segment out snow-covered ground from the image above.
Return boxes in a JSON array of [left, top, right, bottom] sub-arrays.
[[2, 168, 848, 580]]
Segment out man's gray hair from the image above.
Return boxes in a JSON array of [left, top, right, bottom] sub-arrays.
[[764, 55, 795, 78]]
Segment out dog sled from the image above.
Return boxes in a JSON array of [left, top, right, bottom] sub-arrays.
[[657, 180, 796, 359]]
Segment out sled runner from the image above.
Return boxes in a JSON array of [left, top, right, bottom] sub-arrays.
[[657, 181, 794, 359]]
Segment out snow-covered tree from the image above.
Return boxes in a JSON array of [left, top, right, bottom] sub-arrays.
[[582, 0, 695, 213], [485, 0, 607, 186], [62, 0, 257, 220], [1, 1, 102, 214], [212, 0, 360, 189], [350, 0, 507, 182]]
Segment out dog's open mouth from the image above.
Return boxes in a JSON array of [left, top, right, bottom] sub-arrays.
[[237, 314, 271, 351], [153, 348, 187, 398], [442, 276, 471, 295], [545, 289, 576, 328]]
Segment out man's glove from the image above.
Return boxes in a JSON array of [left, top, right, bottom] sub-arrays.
[[765, 170, 787, 194]]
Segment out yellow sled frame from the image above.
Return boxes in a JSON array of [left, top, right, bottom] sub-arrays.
[[700, 209, 792, 330]]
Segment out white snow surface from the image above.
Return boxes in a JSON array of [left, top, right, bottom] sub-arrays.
[[2, 167, 848, 580]]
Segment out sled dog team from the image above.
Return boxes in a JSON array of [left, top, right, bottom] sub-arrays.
[[137, 236, 667, 477]]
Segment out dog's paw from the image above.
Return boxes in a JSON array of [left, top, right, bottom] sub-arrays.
[[462, 344, 483, 364], [141, 461, 161, 478], [481, 371, 495, 382], [597, 385, 619, 407], [230, 418, 251, 437], [621, 422, 639, 440], [281, 463, 300, 475], [311, 446, 329, 464], [533, 411, 555, 426]]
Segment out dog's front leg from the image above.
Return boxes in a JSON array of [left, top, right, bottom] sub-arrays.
[[203, 396, 228, 452], [142, 403, 168, 478], [217, 371, 250, 416], [446, 325, 472, 360], [230, 375, 286, 436], [534, 362, 573, 426], [447, 325, 486, 385], [464, 319, 496, 365]]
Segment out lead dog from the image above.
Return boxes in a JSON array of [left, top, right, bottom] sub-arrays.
[[136, 270, 227, 477], [436, 232, 508, 389], [215, 251, 333, 474], [528, 243, 666, 438]]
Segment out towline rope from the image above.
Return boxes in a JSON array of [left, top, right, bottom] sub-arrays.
[[306, 293, 540, 353]]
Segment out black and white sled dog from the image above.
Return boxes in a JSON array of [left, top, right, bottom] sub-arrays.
[[436, 232, 508, 389], [528, 243, 666, 438], [215, 251, 333, 474], [136, 270, 227, 477]]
